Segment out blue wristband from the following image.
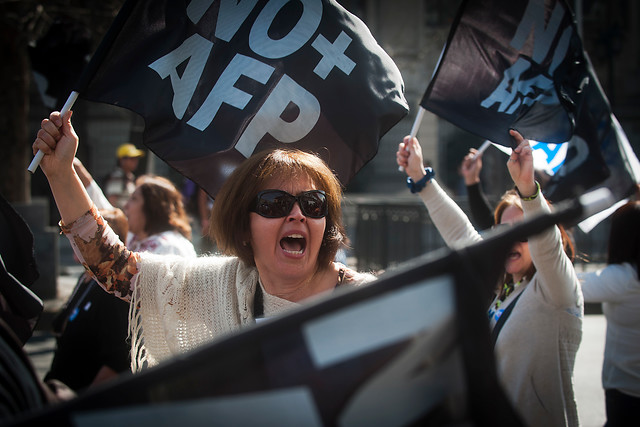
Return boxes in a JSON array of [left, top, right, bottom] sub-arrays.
[[406, 167, 435, 193]]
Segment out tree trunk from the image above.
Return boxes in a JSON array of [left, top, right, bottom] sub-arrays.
[[0, 24, 30, 203]]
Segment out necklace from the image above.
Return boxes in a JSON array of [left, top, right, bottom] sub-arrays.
[[494, 280, 521, 310]]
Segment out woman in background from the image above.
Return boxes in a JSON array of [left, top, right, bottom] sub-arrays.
[[45, 208, 131, 391], [74, 158, 196, 258], [397, 130, 582, 426], [579, 201, 640, 426], [124, 175, 196, 257]]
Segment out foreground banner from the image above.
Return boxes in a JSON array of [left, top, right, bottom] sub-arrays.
[[24, 205, 607, 425], [8, 190, 596, 425]]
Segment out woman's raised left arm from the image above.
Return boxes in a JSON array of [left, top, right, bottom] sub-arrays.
[[508, 130, 579, 308]]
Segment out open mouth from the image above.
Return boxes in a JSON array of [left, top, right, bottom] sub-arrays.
[[507, 250, 521, 260], [280, 234, 306, 255]]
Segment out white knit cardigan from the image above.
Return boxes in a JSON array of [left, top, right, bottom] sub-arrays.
[[130, 254, 374, 371]]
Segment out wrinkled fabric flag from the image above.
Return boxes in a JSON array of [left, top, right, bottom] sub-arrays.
[[421, 0, 638, 205], [422, 0, 582, 148], [542, 66, 640, 204], [77, 0, 408, 197]]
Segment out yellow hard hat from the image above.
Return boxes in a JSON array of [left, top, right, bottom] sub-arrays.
[[116, 143, 145, 159]]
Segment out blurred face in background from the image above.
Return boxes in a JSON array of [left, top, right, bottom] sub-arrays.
[[119, 156, 140, 174], [499, 205, 532, 283], [124, 187, 146, 239]]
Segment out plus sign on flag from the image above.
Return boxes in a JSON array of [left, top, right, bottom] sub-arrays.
[[75, 0, 408, 197]]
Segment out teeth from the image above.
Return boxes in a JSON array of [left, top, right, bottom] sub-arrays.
[[280, 234, 305, 255], [283, 249, 303, 255]]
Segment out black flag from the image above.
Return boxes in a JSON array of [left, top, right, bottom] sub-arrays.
[[75, 0, 408, 197], [421, 0, 638, 204]]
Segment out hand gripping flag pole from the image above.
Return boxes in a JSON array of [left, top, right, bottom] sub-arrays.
[[471, 140, 492, 161], [27, 92, 79, 173], [398, 106, 425, 172]]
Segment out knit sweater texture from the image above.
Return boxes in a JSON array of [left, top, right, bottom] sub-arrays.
[[61, 206, 376, 373], [131, 253, 375, 371]]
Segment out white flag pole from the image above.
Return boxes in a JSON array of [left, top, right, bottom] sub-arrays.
[[399, 106, 426, 172], [28, 91, 79, 173], [472, 140, 492, 160]]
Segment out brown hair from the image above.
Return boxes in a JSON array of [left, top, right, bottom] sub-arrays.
[[135, 175, 192, 239], [493, 189, 575, 284], [607, 201, 640, 269], [210, 148, 347, 267]]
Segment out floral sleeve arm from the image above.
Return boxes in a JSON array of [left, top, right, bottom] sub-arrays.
[[60, 205, 140, 301]]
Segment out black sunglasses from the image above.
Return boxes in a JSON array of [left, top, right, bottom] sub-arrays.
[[252, 190, 328, 219], [492, 223, 528, 243]]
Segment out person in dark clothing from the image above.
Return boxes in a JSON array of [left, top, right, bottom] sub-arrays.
[[0, 193, 72, 421], [460, 148, 494, 230], [45, 208, 131, 392]]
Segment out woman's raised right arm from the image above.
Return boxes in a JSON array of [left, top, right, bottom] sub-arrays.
[[61, 205, 139, 300], [33, 111, 139, 300], [32, 111, 93, 224], [396, 136, 481, 248]]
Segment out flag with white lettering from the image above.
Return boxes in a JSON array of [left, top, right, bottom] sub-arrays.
[[421, 0, 639, 205], [76, 0, 408, 197]]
